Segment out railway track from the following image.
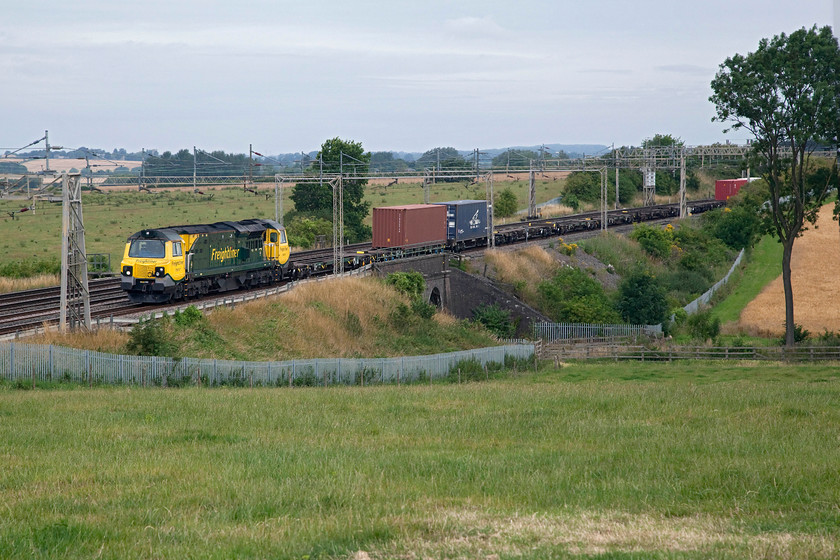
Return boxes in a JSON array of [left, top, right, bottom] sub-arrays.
[[0, 199, 722, 338]]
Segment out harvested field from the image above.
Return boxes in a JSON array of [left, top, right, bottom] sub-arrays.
[[2, 157, 141, 174], [364, 170, 570, 186], [739, 204, 840, 335]]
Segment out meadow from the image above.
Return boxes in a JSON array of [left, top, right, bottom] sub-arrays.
[[1, 361, 838, 559]]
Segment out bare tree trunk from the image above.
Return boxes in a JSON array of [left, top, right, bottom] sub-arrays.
[[782, 238, 796, 347]]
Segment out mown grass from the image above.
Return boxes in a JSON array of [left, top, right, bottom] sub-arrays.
[[1, 361, 838, 559], [712, 236, 783, 329]]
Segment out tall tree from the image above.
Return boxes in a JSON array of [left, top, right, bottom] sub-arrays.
[[709, 25, 840, 346], [494, 187, 519, 218], [414, 147, 467, 170], [491, 149, 539, 168], [290, 138, 372, 243]]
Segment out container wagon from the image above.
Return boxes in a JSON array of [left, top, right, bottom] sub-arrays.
[[433, 200, 489, 249], [371, 204, 447, 249]]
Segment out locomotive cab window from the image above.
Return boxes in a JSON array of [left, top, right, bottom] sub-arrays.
[[269, 231, 278, 243], [172, 242, 183, 257], [128, 239, 165, 259], [280, 230, 287, 244]]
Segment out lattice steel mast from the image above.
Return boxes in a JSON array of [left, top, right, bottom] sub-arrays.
[[59, 172, 91, 332]]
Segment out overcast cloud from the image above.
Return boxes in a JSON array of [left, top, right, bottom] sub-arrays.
[[1, 1, 835, 154]]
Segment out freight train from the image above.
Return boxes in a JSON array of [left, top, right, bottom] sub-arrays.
[[121, 199, 723, 303], [120, 219, 291, 303], [121, 201, 491, 304]]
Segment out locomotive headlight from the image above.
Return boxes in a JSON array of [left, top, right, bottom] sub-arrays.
[[155, 267, 165, 277], [122, 265, 133, 277]]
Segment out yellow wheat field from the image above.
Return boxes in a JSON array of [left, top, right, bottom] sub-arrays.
[[739, 204, 840, 335]]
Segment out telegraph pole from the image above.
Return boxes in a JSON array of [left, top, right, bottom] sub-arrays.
[[679, 148, 687, 218], [614, 145, 620, 209], [485, 173, 495, 248], [600, 168, 608, 231], [528, 166, 537, 218], [44, 130, 63, 174], [140, 149, 146, 191], [44, 130, 50, 173], [274, 175, 282, 224]]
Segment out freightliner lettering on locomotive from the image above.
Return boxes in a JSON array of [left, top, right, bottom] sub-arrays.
[[120, 218, 290, 304]]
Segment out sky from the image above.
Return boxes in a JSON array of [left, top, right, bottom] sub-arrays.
[[1, 1, 836, 156]]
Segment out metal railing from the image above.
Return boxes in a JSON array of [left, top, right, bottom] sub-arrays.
[[533, 322, 662, 342], [0, 342, 535, 387]]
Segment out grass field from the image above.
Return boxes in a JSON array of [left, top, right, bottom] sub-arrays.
[[0, 189, 287, 272], [712, 236, 783, 329], [2, 362, 838, 559]]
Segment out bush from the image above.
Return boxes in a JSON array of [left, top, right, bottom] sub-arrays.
[[629, 224, 672, 259], [563, 193, 580, 211], [494, 187, 518, 218], [173, 306, 204, 327], [411, 299, 436, 320], [685, 310, 721, 342], [671, 308, 688, 326], [284, 216, 332, 249], [704, 206, 761, 249], [472, 304, 516, 338], [778, 324, 810, 346], [447, 358, 488, 382], [616, 269, 668, 326], [660, 269, 713, 299], [537, 267, 621, 324], [386, 272, 426, 300], [816, 329, 840, 346], [564, 172, 601, 202], [0, 259, 60, 278], [126, 318, 178, 357]]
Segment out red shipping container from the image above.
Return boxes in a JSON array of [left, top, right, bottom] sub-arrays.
[[372, 204, 447, 249], [715, 178, 749, 201]]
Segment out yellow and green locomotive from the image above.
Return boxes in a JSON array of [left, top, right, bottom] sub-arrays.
[[120, 219, 290, 303]]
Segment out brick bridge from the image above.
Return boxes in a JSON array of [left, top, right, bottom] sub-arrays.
[[373, 254, 548, 338]]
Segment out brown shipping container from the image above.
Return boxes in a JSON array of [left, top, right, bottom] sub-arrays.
[[372, 204, 447, 248]]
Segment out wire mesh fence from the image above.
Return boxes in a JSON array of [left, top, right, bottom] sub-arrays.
[[0, 342, 535, 388]]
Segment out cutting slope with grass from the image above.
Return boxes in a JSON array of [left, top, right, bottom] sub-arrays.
[[30, 276, 499, 359]]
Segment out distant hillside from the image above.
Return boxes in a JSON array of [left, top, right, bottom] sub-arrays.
[[14, 143, 612, 171], [493, 144, 611, 158], [376, 144, 611, 163]]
